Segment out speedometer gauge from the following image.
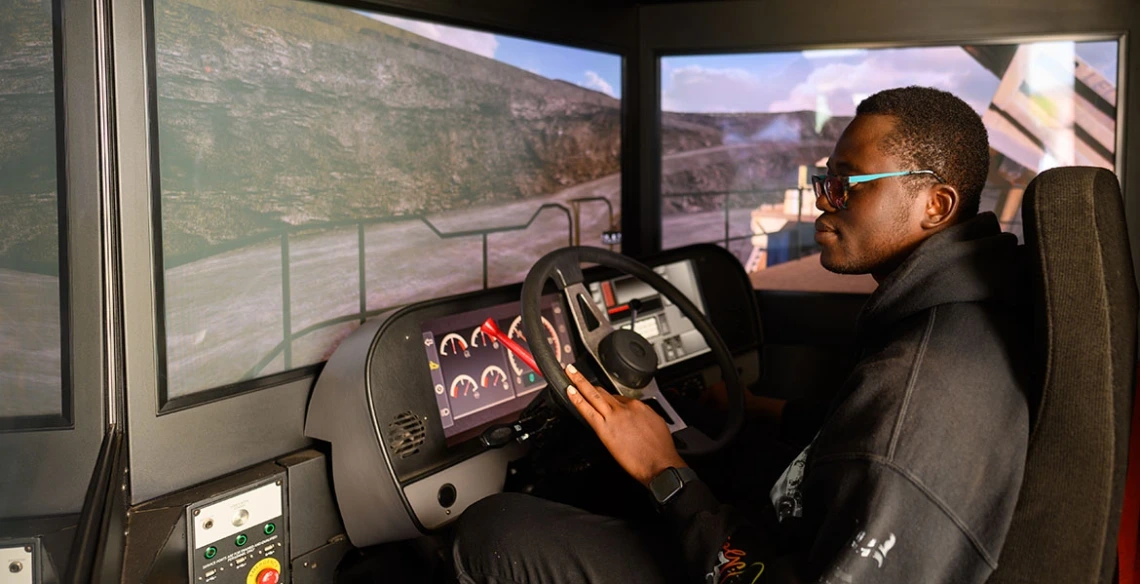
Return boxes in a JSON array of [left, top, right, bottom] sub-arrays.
[[506, 315, 562, 376]]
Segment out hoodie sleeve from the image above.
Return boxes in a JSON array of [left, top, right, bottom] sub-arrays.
[[661, 458, 997, 583]]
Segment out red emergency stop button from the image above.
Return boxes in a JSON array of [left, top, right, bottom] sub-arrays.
[[246, 557, 281, 584], [256, 567, 279, 584]]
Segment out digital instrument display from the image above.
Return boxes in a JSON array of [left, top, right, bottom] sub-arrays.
[[422, 296, 574, 441]]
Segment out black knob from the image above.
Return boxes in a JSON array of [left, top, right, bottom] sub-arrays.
[[438, 483, 457, 508], [598, 329, 658, 389]]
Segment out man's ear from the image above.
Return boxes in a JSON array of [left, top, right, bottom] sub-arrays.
[[920, 184, 959, 229]]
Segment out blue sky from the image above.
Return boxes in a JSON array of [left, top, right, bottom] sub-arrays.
[[360, 12, 622, 99], [661, 41, 1118, 115]]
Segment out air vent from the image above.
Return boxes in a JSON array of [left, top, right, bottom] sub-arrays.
[[388, 411, 426, 459]]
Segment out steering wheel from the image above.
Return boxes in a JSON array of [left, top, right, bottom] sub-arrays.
[[521, 246, 745, 457]]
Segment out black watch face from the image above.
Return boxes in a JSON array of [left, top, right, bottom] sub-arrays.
[[650, 468, 682, 504]]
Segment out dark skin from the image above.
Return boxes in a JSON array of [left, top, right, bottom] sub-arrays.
[[815, 114, 962, 281], [567, 112, 965, 487]]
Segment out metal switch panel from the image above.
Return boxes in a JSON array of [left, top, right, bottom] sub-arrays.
[[0, 543, 35, 584], [187, 476, 288, 584]]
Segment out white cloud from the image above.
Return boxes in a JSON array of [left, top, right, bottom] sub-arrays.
[[662, 47, 999, 116], [584, 70, 616, 97], [803, 48, 869, 60], [769, 47, 996, 116], [363, 13, 498, 59], [661, 65, 780, 113]]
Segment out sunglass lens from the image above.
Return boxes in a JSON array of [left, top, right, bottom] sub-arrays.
[[825, 176, 845, 209]]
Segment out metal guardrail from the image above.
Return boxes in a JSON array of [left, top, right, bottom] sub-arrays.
[[248, 204, 574, 377], [225, 200, 621, 380], [182, 183, 1024, 382], [661, 186, 807, 255]]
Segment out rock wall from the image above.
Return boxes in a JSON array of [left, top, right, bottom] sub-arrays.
[[153, 0, 621, 257]]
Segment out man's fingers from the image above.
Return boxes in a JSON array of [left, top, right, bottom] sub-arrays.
[[565, 364, 613, 415], [565, 383, 605, 428]]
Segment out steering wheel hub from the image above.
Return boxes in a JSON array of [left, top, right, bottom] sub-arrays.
[[598, 329, 658, 389], [520, 246, 745, 457]]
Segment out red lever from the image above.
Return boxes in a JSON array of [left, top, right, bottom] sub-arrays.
[[481, 318, 542, 377]]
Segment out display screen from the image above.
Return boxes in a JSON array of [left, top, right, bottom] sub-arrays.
[[1, 0, 66, 423], [659, 40, 1120, 292], [151, 0, 621, 401], [422, 296, 574, 441]]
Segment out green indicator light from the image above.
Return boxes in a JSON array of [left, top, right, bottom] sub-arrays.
[[263, 523, 276, 536], [204, 546, 217, 559], [528, 373, 535, 383], [235, 534, 247, 546]]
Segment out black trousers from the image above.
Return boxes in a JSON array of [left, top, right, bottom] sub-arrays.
[[450, 492, 689, 584], [449, 424, 802, 584]]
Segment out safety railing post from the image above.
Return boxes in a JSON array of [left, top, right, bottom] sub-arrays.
[[280, 232, 292, 370], [796, 165, 808, 259], [723, 192, 731, 249], [358, 222, 367, 324]]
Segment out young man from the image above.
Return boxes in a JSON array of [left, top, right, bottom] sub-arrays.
[[451, 86, 1030, 584]]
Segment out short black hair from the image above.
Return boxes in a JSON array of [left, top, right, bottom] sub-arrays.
[[856, 86, 989, 219]]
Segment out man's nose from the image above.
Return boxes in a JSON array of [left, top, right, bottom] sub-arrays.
[[815, 188, 837, 213]]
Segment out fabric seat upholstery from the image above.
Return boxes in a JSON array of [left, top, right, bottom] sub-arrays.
[[988, 167, 1137, 583]]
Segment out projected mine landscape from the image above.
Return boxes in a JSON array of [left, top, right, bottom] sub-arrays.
[[0, 0, 62, 417], [0, 0, 1121, 409], [152, 0, 623, 396]]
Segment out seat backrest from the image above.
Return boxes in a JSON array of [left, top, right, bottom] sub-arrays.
[[988, 167, 1137, 584]]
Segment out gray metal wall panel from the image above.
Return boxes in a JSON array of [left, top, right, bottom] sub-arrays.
[[0, 0, 107, 518], [640, 1, 1131, 50]]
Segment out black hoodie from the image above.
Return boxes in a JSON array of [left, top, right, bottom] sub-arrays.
[[664, 212, 1031, 583]]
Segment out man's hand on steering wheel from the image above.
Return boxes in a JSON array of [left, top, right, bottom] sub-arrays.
[[564, 363, 687, 487], [522, 246, 746, 458]]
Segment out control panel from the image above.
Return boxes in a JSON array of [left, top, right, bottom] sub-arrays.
[[587, 260, 710, 367], [187, 477, 288, 584], [0, 542, 36, 584]]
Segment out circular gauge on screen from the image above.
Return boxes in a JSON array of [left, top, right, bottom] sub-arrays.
[[470, 327, 499, 350], [481, 365, 509, 391], [439, 333, 469, 357], [450, 374, 478, 398], [505, 315, 562, 377]]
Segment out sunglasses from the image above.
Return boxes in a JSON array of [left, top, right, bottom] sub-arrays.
[[811, 170, 943, 210]]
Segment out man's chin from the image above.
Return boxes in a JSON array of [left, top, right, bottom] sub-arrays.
[[819, 251, 868, 275]]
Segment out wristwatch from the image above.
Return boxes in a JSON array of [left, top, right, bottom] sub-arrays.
[[649, 466, 699, 506]]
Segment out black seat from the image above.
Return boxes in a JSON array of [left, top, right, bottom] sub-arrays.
[[988, 167, 1137, 583]]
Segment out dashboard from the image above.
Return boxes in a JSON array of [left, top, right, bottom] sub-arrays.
[[304, 244, 763, 548], [422, 295, 575, 444], [420, 259, 713, 445]]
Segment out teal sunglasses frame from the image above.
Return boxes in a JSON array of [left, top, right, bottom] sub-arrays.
[[811, 170, 943, 210]]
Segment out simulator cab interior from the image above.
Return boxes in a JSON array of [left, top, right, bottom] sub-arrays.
[[1, 0, 1138, 583]]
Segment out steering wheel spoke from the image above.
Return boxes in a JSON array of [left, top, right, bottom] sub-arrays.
[[635, 379, 688, 433], [521, 246, 744, 457], [563, 282, 614, 351]]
